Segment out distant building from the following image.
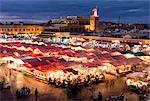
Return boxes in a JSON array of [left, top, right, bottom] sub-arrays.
[[44, 7, 103, 33], [0, 23, 44, 34], [45, 16, 89, 33]]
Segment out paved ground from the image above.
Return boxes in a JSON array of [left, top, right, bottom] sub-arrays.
[[0, 64, 149, 101]]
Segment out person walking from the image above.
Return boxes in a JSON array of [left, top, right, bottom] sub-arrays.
[[97, 92, 103, 101], [35, 88, 38, 100], [16, 89, 20, 99]]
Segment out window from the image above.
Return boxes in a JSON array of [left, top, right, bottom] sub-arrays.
[[75, 28, 78, 31], [23, 29, 25, 31], [82, 21, 84, 24], [15, 29, 17, 31], [20, 29, 21, 31], [70, 28, 73, 31], [79, 28, 81, 32], [79, 21, 81, 24], [86, 21, 88, 24]]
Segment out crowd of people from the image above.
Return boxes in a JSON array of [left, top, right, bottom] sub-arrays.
[[47, 69, 105, 87]]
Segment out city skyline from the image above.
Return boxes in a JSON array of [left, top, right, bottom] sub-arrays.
[[0, 0, 150, 24]]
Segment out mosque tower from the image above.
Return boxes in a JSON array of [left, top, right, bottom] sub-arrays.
[[90, 7, 100, 32]]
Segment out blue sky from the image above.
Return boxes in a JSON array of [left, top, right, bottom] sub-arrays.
[[0, 0, 149, 24]]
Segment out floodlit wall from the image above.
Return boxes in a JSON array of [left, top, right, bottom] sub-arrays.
[[0, 25, 44, 34]]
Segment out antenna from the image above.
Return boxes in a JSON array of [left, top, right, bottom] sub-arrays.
[[118, 16, 121, 24], [96, 5, 98, 9]]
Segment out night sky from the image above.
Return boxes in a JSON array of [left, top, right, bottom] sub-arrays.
[[0, 0, 150, 24]]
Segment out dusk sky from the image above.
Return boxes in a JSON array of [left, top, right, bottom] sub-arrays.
[[0, 0, 150, 24]]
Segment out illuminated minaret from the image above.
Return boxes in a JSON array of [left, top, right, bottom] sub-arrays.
[[90, 7, 99, 32]]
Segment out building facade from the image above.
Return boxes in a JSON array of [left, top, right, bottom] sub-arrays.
[[0, 24, 44, 34], [44, 7, 102, 33]]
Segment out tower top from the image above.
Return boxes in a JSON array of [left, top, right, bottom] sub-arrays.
[[92, 7, 98, 17]]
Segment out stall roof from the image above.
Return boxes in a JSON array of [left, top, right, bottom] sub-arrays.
[[125, 58, 143, 65], [126, 72, 147, 78]]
